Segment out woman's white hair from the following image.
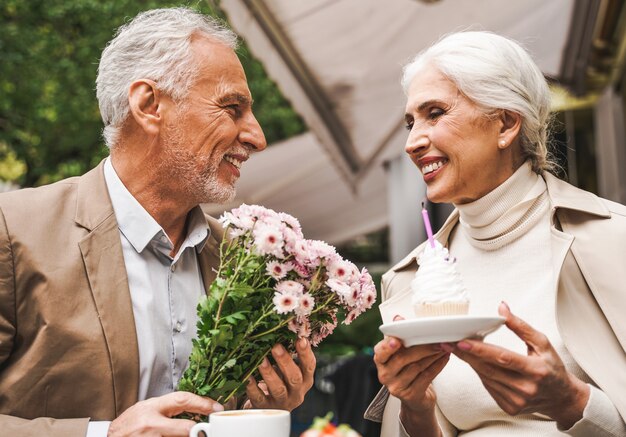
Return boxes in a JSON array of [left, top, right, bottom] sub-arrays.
[[402, 31, 554, 173], [96, 7, 238, 148]]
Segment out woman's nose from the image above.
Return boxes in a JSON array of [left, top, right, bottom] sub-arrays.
[[404, 125, 430, 156]]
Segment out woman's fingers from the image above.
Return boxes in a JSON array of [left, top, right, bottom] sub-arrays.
[[373, 336, 402, 365], [499, 301, 550, 352], [480, 377, 529, 416], [452, 339, 535, 376], [388, 352, 447, 391]]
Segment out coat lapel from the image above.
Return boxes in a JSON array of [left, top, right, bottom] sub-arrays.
[[75, 161, 139, 415]]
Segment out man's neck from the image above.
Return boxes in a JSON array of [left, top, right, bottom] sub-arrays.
[[109, 152, 193, 254]]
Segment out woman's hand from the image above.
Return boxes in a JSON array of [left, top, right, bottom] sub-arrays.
[[374, 316, 449, 436], [449, 302, 589, 429]]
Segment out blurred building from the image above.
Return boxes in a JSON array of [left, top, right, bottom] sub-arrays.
[[203, 0, 626, 263]]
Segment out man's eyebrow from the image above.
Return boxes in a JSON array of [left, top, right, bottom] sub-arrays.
[[218, 93, 253, 106]]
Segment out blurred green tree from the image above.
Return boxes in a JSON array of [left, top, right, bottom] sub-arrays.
[[0, 0, 305, 186]]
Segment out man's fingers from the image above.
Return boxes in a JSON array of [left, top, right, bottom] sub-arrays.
[[257, 356, 289, 402], [155, 391, 223, 417], [296, 338, 316, 389], [499, 302, 549, 351], [270, 344, 303, 390], [246, 375, 269, 408]]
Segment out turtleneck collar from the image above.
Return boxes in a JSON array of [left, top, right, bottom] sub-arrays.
[[455, 161, 548, 249]]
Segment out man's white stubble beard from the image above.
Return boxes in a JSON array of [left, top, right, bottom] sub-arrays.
[[161, 127, 237, 205]]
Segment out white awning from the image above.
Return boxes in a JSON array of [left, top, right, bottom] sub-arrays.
[[206, 0, 575, 244]]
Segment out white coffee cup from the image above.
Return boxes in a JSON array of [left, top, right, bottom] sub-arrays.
[[189, 409, 290, 437]]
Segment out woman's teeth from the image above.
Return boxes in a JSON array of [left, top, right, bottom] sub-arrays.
[[422, 160, 445, 175]]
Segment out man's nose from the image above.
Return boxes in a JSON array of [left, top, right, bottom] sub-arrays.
[[240, 113, 267, 152]]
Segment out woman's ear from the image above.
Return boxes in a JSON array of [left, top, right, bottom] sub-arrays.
[[497, 110, 522, 150], [127, 79, 162, 137]]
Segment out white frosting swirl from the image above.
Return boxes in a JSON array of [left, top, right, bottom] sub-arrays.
[[411, 241, 469, 304]]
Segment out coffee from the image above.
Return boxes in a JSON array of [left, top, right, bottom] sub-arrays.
[[189, 409, 290, 437], [215, 410, 284, 417]]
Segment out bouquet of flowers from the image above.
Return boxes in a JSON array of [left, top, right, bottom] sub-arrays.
[[177, 204, 376, 406]]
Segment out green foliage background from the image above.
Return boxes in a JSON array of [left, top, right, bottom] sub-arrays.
[[0, 0, 305, 186]]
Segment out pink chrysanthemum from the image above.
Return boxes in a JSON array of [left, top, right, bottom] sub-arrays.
[[344, 308, 360, 325]]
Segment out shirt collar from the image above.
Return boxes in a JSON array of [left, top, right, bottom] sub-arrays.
[[103, 158, 209, 254]]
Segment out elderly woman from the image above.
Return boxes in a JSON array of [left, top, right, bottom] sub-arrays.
[[366, 31, 626, 437]]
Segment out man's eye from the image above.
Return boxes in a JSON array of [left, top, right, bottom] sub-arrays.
[[405, 121, 414, 131], [225, 104, 240, 115]]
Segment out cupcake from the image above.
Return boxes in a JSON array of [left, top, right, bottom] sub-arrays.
[[411, 240, 469, 317]]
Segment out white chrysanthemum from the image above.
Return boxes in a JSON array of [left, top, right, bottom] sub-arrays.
[[308, 240, 335, 259], [275, 280, 304, 296], [326, 278, 352, 302], [266, 261, 290, 280], [273, 292, 298, 314], [253, 225, 284, 258], [291, 240, 311, 264], [362, 289, 377, 310], [279, 212, 304, 238], [295, 293, 315, 316], [345, 261, 360, 283], [327, 259, 352, 281]]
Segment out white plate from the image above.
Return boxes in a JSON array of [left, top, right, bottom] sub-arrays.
[[379, 316, 506, 347]]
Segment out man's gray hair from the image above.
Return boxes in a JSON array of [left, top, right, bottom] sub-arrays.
[[96, 7, 238, 148], [402, 31, 554, 173]]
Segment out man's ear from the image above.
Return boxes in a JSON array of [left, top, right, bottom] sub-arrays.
[[497, 110, 522, 150], [128, 79, 162, 136]]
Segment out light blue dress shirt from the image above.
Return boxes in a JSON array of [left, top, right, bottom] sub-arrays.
[[87, 158, 209, 436]]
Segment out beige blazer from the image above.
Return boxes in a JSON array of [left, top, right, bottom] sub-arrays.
[[367, 173, 626, 436], [0, 161, 223, 436]]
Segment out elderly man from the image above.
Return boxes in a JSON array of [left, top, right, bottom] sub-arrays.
[[0, 7, 315, 437]]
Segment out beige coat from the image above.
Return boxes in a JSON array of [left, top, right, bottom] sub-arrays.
[[368, 173, 626, 436], [0, 161, 223, 436]]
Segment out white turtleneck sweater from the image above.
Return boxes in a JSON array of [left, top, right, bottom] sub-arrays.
[[428, 162, 626, 437]]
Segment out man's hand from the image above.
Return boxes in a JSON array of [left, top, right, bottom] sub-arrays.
[[107, 391, 223, 436], [245, 338, 316, 411], [450, 302, 589, 429]]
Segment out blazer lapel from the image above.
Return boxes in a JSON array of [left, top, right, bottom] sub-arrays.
[[198, 214, 224, 295], [75, 161, 139, 415]]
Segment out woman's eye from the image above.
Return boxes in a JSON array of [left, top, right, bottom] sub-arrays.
[[405, 121, 414, 131], [428, 108, 445, 119]]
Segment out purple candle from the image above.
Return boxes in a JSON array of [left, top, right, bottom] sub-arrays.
[[421, 202, 435, 248]]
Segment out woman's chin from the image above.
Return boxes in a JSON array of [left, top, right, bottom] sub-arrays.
[[424, 188, 450, 204]]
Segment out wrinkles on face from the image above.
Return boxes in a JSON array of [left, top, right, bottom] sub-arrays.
[[405, 68, 508, 204]]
